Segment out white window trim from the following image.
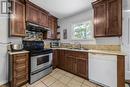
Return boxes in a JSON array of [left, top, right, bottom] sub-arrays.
[[71, 21, 94, 41]]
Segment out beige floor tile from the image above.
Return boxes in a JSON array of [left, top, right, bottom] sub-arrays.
[[54, 68, 61, 72], [49, 81, 66, 87], [49, 70, 58, 76], [64, 72, 75, 78], [57, 70, 68, 75], [51, 72, 64, 79], [59, 75, 72, 85], [33, 82, 47, 87], [26, 80, 41, 87], [83, 80, 97, 87], [81, 84, 90, 87], [40, 75, 52, 81], [73, 76, 85, 83], [42, 76, 57, 86], [67, 79, 82, 87]]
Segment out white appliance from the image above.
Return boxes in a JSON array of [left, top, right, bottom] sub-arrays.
[[89, 53, 117, 87], [121, 11, 130, 79]]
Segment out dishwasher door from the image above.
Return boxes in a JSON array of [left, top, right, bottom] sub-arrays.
[[88, 53, 117, 87]]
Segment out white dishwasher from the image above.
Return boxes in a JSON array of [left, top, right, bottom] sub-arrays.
[[88, 53, 117, 87]]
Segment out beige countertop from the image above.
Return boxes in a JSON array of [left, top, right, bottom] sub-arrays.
[[51, 48, 125, 56], [8, 50, 29, 55]]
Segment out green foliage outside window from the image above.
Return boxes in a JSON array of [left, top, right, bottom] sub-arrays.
[[72, 21, 92, 40]]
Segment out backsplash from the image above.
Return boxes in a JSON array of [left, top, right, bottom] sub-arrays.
[[60, 43, 121, 51]]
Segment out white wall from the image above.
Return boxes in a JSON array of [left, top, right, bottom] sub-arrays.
[[58, 9, 121, 45], [0, 0, 22, 85]]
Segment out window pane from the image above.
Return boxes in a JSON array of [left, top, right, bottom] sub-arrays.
[[72, 21, 92, 40]]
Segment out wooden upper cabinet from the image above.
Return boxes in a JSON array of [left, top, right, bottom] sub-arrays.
[[26, 3, 39, 24], [10, 0, 26, 37], [26, 1, 49, 28], [48, 16, 58, 39], [93, 0, 107, 37], [39, 11, 49, 28], [107, 0, 122, 36], [92, 0, 122, 37]]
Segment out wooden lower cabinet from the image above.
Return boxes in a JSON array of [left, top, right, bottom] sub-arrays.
[[77, 58, 88, 78], [56, 50, 88, 79], [66, 56, 77, 74], [58, 50, 66, 70], [52, 50, 58, 69], [9, 53, 29, 87]]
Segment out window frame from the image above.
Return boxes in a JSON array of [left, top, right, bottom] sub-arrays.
[[71, 21, 94, 41]]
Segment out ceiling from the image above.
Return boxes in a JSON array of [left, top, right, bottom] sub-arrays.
[[29, 0, 93, 19]]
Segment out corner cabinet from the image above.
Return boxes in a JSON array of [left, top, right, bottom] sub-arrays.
[[9, 53, 29, 87], [10, 0, 26, 37], [92, 0, 122, 37]]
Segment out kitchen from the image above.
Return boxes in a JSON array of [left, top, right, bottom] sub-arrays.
[[0, 0, 129, 87]]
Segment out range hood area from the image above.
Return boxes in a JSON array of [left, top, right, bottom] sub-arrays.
[[26, 22, 50, 32]]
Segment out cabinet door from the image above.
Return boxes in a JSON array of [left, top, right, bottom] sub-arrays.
[[26, 4, 39, 24], [66, 56, 77, 74], [77, 59, 87, 78], [48, 16, 57, 39], [39, 11, 49, 28], [106, 0, 122, 36], [93, 1, 107, 37], [58, 50, 66, 70], [10, 0, 25, 37], [53, 50, 58, 69]]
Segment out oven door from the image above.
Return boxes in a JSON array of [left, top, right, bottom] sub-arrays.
[[31, 53, 52, 73]]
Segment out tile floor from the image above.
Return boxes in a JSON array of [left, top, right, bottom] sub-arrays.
[[21, 68, 128, 87], [21, 68, 101, 87]]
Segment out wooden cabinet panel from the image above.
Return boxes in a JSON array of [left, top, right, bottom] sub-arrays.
[[77, 59, 88, 78], [10, 0, 25, 37], [58, 50, 66, 70], [58, 50, 88, 79], [53, 50, 58, 68], [39, 11, 49, 27], [107, 0, 122, 36], [92, 0, 122, 37], [93, 0, 107, 37], [26, 4, 39, 24], [66, 56, 77, 74], [48, 16, 58, 39], [9, 53, 29, 87]]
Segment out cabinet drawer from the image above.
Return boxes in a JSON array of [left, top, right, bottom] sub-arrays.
[[15, 58, 26, 64], [15, 75, 28, 87], [14, 53, 28, 58], [14, 66, 28, 77]]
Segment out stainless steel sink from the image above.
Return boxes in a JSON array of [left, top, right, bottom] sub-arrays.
[[67, 48, 89, 50]]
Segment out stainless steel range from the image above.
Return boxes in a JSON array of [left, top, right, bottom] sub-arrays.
[[23, 41, 53, 84]]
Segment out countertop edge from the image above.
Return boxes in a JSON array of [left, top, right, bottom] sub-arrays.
[[51, 48, 126, 56], [8, 51, 30, 55]]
